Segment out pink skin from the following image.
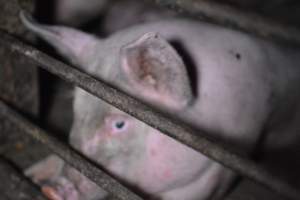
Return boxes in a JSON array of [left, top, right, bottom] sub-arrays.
[[137, 130, 212, 194], [80, 108, 216, 196], [24, 155, 107, 200], [82, 114, 132, 156], [42, 186, 64, 200], [42, 177, 79, 200], [55, 177, 79, 200], [120, 33, 191, 110]]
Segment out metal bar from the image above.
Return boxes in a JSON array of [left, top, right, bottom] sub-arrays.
[[149, 0, 300, 46], [0, 30, 299, 200], [0, 101, 142, 200], [0, 158, 47, 200]]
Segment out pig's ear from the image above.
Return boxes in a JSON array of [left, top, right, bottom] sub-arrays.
[[120, 32, 194, 110], [20, 11, 100, 68]]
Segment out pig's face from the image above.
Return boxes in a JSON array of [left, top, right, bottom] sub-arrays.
[[61, 31, 203, 192], [69, 88, 210, 194], [70, 88, 149, 171]]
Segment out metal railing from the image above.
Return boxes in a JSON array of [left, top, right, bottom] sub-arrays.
[[0, 100, 142, 200], [1, 1, 300, 200], [0, 158, 47, 200]]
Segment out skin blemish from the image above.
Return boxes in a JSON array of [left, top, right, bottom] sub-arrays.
[[229, 50, 242, 61], [150, 148, 157, 157]]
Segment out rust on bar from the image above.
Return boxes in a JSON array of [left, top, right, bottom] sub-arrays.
[[0, 29, 299, 200]]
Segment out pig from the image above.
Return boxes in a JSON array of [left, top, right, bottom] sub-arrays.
[[20, 10, 300, 200], [25, 155, 107, 200]]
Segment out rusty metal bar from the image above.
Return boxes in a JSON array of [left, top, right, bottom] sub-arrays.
[[149, 0, 300, 46], [0, 30, 299, 200], [0, 101, 142, 200]]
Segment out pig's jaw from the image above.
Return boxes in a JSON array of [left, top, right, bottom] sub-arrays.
[[80, 132, 148, 183], [159, 163, 235, 200]]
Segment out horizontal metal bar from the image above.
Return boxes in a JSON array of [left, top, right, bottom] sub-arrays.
[[0, 103, 142, 200], [0, 29, 299, 200], [150, 0, 300, 46]]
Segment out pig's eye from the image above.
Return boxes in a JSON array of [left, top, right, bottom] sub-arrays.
[[113, 120, 127, 131], [107, 115, 129, 134], [115, 121, 125, 129]]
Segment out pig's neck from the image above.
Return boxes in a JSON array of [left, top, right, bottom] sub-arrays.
[[184, 42, 300, 155]]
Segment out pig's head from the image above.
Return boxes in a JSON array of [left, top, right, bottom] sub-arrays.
[[20, 13, 216, 196], [20, 11, 195, 111], [70, 89, 211, 195]]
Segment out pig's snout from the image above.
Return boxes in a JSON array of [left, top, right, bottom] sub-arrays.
[[42, 186, 64, 200]]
